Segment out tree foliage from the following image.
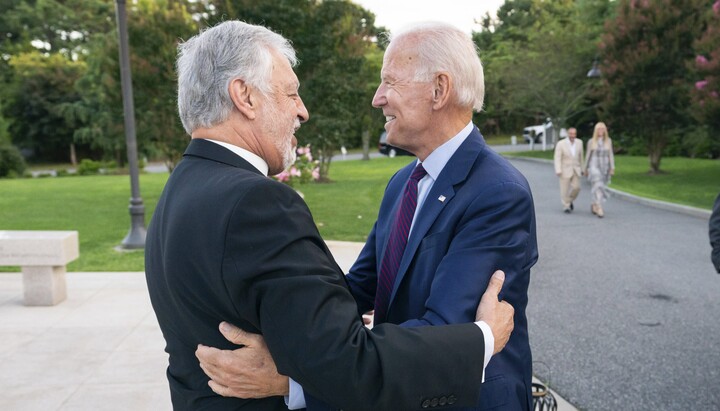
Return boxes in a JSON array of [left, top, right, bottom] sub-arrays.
[[62, 0, 197, 170], [3, 51, 85, 161], [691, 1, 720, 133], [475, 0, 614, 139], [600, 0, 707, 172]]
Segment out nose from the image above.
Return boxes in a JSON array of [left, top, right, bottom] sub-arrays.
[[372, 83, 386, 108], [296, 97, 309, 123]]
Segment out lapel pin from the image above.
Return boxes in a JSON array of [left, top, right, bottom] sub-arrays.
[[438, 195, 446, 203]]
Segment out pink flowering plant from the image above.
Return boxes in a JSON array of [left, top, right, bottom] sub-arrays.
[[691, 0, 720, 130], [273, 144, 320, 186]]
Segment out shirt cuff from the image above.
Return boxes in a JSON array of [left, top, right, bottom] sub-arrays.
[[475, 320, 494, 383], [284, 378, 306, 410]]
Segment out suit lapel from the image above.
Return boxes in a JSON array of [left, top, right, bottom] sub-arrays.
[[387, 128, 485, 305]]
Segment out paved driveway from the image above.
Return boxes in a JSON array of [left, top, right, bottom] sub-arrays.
[[508, 158, 720, 410]]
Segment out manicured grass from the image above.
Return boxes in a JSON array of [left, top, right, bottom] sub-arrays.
[[301, 156, 414, 241], [0, 173, 169, 272], [480, 134, 516, 146], [0, 157, 413, 271], [505, 151, 720, 210]]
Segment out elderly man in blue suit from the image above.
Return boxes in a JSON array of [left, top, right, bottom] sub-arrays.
[[343, 22, 538, 410], [198, 21, 538, 411]]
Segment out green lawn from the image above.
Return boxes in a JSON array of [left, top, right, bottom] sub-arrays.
[[0, 173, 169, 272], [505, 151, 720, 209], [0, 157, 413, 272]]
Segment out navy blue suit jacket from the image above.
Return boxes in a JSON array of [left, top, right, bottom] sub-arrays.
[[346, 128, 538, 410]]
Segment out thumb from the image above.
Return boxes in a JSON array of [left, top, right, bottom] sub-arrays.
[[483, 270, 505, 300], [219, 322, 254, 346]]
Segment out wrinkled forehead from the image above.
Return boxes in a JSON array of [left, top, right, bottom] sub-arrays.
[[270, 50, 300, 89], [382, 39, 420, 78]]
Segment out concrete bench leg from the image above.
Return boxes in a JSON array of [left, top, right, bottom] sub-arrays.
[[21, 265, 67, 306]]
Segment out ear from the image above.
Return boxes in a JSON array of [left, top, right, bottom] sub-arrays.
[[431, 72, 452, 110], [228, 78, 257, 120]]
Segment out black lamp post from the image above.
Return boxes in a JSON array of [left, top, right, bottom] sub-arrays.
[[115, 0, 146, 249], [587, 58, 602, 78]]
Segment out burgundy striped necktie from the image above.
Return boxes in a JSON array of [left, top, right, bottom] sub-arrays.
[[374, 163, 427, 324]]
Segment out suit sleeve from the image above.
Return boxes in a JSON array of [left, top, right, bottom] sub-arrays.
[[710, 193, 720, 273], [399, 181, 535, 328], [222, 181, 486, 411], [344, 222, 379, 315], [553, 141, 562, 174]]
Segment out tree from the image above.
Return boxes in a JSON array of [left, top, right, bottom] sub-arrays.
[[294, 0, 378, 178], [476, 0, 614, 142], [472, 0, 615, 138], [3, 51, 85, 162], [66, 0, 197, 170], [691, 1, 720, 134], [599, 0, 706, 173], [0, 0, 111, 162]]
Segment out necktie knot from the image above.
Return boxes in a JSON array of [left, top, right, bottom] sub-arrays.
[[410, 163, 427, 182]]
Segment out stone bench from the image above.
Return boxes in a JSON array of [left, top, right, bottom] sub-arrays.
[[0, 231, 79, 306]]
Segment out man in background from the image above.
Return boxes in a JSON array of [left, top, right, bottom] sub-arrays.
[[554, 127, 584, 213]]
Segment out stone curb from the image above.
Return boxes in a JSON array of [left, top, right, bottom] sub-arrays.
[[506, 156, 712, 220]]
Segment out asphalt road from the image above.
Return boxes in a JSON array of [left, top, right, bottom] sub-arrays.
[[508, 158, 720, 410]]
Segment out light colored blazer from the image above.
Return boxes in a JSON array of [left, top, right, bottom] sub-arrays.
[[554, 137, 584, 178]]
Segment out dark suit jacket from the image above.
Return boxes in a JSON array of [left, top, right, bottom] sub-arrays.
[[710, 193, 720, 273], [145, 139, 490, 411], [346, 128, 538, 411]]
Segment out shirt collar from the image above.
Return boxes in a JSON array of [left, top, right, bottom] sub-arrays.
[[204, 139, 269, 176], [417, 121, 474, 181]]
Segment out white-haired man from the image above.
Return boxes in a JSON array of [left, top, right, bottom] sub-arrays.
[[145, 20, 516, 411]]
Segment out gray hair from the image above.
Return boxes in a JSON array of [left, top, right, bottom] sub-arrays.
[[176, 21, 297, 134], [390, 22, 485, 112]]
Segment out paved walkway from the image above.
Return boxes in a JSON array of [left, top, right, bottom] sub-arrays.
[[0, 240, 576, 411], [511, 158, 719, 410]]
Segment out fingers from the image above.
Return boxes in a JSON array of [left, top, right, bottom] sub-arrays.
[[219, 322, 255, 346], [493, 300, 515, 355], [196, 344, 223, 368], [208, 379, 233, 397], [483, 270, 505, 299]]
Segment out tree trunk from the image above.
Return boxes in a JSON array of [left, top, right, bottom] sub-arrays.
[[648, 149, 662, 174], [647, 135, 667, 174], [70, 143, 77, 167], [318, 146, 334, 182]]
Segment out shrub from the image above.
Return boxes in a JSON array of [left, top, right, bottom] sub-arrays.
[[0, 143, 27, 178], [77, 158, 102, 175]]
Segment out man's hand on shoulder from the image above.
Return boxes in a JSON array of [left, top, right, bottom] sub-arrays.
[[195, 322, 288, 398], [475, 270, 514, 354]]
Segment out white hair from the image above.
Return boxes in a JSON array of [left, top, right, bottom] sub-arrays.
[[176, 21, 297, 134], [390, 21, 485, 112]]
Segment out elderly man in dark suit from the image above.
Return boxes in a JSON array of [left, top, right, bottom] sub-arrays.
[[145, 20, 515, 411], [197, 21, 538, 411]]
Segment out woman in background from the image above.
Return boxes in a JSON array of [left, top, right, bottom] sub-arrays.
[[584, 122, 615, 218]]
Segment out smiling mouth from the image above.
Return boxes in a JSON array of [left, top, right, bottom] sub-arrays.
[[385, 115, 396, 123]]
